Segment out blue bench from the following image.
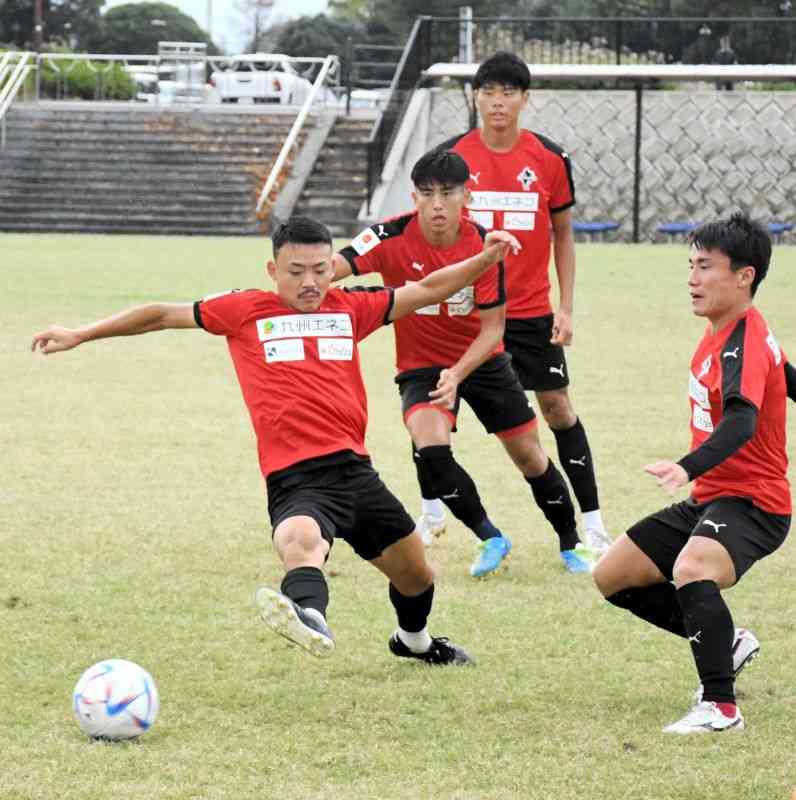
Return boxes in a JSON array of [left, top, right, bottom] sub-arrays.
[[768, 222, 793, 242], [573, 221, 619, 241], [656, 222, 701, 241]]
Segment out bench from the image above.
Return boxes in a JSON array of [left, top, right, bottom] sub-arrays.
[[768, 222, 793, 242], [656, 222, 701, 241], [573, 221, 619, 241]]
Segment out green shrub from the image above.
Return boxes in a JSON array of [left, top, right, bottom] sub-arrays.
[[39, 59, 136, 100]]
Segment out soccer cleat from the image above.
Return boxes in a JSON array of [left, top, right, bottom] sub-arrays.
[[663, 701, 744, 734], [582, 526, 613, 556], [416, 512, 447, 547], [693, 627, 761, 703], [470, 535, 512, 577], [560, 547, 592, 573], [388, 633, 474, 666], [255, 586, 335, 658]]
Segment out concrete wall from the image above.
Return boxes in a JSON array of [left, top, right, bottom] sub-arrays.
[[366, 87, 796, 242]]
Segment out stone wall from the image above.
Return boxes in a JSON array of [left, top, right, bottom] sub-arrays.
[[423, 88, 796, 242]]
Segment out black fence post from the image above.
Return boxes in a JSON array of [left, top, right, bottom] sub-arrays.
[[616, 18, 623, 65], [345, 37, 353, 116], [633, 83, 643, 244]]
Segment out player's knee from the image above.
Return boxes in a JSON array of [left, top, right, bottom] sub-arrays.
[[672, 555, 710, 588], [392, 562, 434, 596], [539, 392, 576, 428], [273, 517, 327, 567], [416, 445, 458, 495], [592, 558, 620, 597], [505, 439, 547, 476]]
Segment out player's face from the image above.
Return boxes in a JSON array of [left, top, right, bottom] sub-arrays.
[[688, 246, 755, 324], [475, 82, 528, 132], [268, 242, 334, 312], [412, 182, 468, 236]]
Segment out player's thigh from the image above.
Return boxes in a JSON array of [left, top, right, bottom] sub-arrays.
[[397, 369, 459, 436], [405, 406, 454, 449], [498, 426, 547, 476], [504, 315, 570, 391], [592, 532, 667, 597]]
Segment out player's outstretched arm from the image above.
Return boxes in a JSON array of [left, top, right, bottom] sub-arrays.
[[32, 303, 198, 355], [389, 231, 520, 322], [331, 253, 353, 282]]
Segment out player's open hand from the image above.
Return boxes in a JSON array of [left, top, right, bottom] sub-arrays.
[[31, 326, 82, 355], [429, 368, 459, 409], [551, 308, 573, 346], [483, 230, 521, 262], [644, 460, 689, 494]]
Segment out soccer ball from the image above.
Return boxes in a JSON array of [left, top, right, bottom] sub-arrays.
[[72, 659, 159, 740]]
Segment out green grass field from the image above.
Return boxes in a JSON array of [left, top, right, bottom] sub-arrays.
[[2, 233, 796, 800]]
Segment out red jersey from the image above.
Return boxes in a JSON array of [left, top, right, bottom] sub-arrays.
[[445, 129, 575, 319], [339, 212, 505, 373], [687, 306, 790, 514], [194, 286, 393, 478]]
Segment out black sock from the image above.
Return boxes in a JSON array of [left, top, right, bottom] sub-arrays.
[[677, 580, 735, 704], [606, 583, 687, 637], [389, 582, 434, 633], [552, 417, 599, 513], [281, 566, 329, 618], [416, 445, 489, 538], [525, 460, 579, 551], [412, 443, 436, 500]]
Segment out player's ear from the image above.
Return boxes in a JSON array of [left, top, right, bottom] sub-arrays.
[[411, 189, 418, 208], [522, 89, 530, 104], [266, 260, 277, 280], [738, 265, 755, 290], [464, 187, 472, 205]]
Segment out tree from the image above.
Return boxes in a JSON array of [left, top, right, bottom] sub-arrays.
[[0, 0, 102, 50], [234, 0, 275, 53], [84, 2, 217, 55]]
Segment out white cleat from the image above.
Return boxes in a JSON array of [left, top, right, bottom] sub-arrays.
[[582, 527, 613, 556], [693, 627, 760, 703], [416, 513, 446, 547], [255, 586, 335, 658], [663, 701, 744, 735]]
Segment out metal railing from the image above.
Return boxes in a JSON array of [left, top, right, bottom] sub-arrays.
[[0, 52, 33, 148], [255, 54, 339, 217]]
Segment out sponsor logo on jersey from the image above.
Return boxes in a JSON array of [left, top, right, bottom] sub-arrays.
[[257, 313, 353, 341], [469, 191, 539, 212], [350, 227, 382, 256], [504, 211, 536, 231], [446, 286, 475, 316], [516, 166, 537, 190], [688, 372, 710, 409], [692, 404, 714, 433], [766, 329, 782, 365], [697, 354, 712, 378], [468, 210, 494, 229], [318, 338, 354, 360], [264, 338, 305, 363]]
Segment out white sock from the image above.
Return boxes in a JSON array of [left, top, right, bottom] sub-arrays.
[[303, 607, 326, 624], [422, 498, 445, 519], [582, 510, 605, 531], [398, 627, 432, 654]]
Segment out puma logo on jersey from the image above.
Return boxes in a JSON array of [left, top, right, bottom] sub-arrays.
[[411, 262, 424, 272], [702, 520, 727, 532], [469, 172, 480, 185], [546, 496, 564, 505], [569, 456, 587, 467], [549, 364, 566, 377], [376, 224, 388, 238], [687, 630, 702, 645], [723, 347, 740, 359]]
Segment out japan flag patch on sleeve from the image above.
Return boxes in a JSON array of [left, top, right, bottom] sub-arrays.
[[350, 227, 382, 256]]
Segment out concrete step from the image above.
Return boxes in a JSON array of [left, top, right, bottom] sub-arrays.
[[0, 206, 253, 220], [0, 184, 251, 200], [0, 200, 252, 215], [0, 219, 260, 235], [1, 132, 297, 149]]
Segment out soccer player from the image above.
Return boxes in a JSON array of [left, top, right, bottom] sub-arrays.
[[434, 50, 610, 562], [31, 216, 519, 666], [592, 213, 791, 734], [334, 149, 584, 577]]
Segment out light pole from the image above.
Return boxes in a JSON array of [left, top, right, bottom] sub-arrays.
[[33, 0, 44, 51], [207, 0, 213, 40]]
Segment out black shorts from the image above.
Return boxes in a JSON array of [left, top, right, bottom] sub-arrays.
[[504, 315, 569, 391], [266, 453, 415, 561], [395, 353, 536, 438], [627, 496, 790, 583]]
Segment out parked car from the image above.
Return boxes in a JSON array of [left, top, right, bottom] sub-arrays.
[[210, 55, 313, 105]]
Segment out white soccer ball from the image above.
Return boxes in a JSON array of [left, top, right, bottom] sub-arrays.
[[72, 659, 159, 740]]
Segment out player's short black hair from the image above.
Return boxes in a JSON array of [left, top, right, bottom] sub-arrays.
[[689, 212, 771, 296], [272, 216, 332, 257], [410, 149, 470, 189], [473, 51, 531, 91]]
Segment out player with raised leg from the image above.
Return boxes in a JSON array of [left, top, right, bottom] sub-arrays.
[[334, 149, 580, 578], [32, 216, 519, 666], [593, 213, 791, 733], [436, 51, 611, 571]]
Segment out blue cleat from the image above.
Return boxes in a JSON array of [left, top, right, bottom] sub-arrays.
[[560, 548, 592, 573], [470, 536, 512, 577]]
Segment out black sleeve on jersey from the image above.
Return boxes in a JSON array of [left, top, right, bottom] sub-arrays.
[[343, 285, 395, 326], [337, 215, 415, 275], [784, 360, 796, 401], [193, 301, 206, 329], [532, 130, 576, 211], [434, 133, 468, 153], [720, 318, 748, 407], [477, 262, 506, 310], [677, 399, 758, 481]]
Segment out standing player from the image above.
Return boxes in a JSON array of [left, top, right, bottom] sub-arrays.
[[593, 213, 791, 733], [334, 149, 586, 577], [31, 216, 519, 665], [433, 50, 611, 559]]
